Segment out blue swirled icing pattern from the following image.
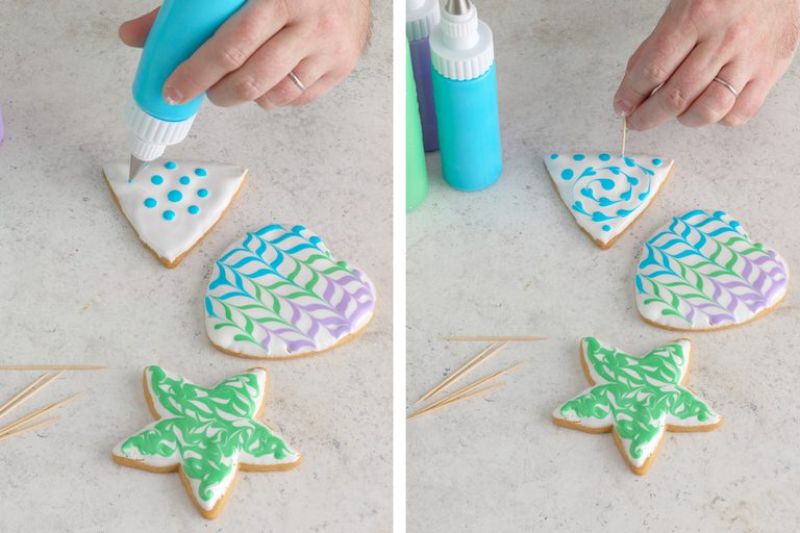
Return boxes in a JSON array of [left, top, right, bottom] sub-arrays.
[[545, 153, 672, 246], [635, 210, 789, 330], [204, 224, 376, 357]]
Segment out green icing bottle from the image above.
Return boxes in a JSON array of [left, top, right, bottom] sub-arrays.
[[406, 40, 428, 212]]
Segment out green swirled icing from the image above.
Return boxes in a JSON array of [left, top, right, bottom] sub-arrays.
[[113, 366, 301, 515], [553, 337, 721, 472]]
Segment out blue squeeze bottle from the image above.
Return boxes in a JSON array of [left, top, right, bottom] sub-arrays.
[[126, 0, 247, 178], [430, 0, 502, 191]]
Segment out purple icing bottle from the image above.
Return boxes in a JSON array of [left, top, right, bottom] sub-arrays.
[[407, 0, 440, 152]]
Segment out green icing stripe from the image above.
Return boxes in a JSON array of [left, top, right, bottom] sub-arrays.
[[120, 366, 296, 503]]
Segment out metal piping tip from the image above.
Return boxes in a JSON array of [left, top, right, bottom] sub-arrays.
[[445, 0, 472, 15], [128, 155, 146, 182]]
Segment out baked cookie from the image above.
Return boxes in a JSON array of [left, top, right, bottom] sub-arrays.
[[544, 152, 673, 248], [636, 209, 789, 330], [204, 223, 376, 359], [103, 160, 247, 268], [112, 366, 301, 519], [553, 337, 721, 475]]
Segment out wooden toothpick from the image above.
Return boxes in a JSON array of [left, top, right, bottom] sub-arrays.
[[0, 364, 105, 371], [0, 394, 79, 438], [0, 417, 59, 443], [621, 116, 628, 157], [416, 342, 509, 404], [408, 382, 506, 420], [408, 361, 522, 418], [0, 371, 62, 420], [445, 336, 545, 342]]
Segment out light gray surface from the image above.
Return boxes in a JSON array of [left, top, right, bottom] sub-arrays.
[[0, 1, 391, 531], [407, 1, 800, 532]]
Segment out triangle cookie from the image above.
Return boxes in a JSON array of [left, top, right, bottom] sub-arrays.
[[104, 159, 247, 267], [544, 152, 673, 248]]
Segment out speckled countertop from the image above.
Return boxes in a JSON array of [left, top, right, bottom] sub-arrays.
[[0, 1, 391, 531], [407, 1, 800, 532]]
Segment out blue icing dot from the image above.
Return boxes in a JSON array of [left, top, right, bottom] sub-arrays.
[[150, 175, 163, 185], [730, 220, 740, 228], [165, 161, 177, 170], [194, 168, 207, 177], [179, 176, 191, 185], [652, 158, 663, 166], [144, 198, 157, 208], [197, 188, 209, 198], [573, 154, 585, 161], [188, 205, 199, 215], [550, 153, 559, 160], [163, 210, 175, 221], [167, 190, 183, 202], [599, 153, 611, 161], [623, 157, 635, 167], [561, 169, 574, 180], [602, 224, 611, 232]]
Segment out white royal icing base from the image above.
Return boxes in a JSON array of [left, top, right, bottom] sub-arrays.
[[544, 152, 673, 247], [104, 159, 247, 264]]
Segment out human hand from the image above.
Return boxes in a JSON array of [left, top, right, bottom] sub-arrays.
[[614, 0, 800, 129], [119, 0, 371, 110]]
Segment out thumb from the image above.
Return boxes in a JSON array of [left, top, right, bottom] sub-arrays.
[[119, 7, 160, 48]]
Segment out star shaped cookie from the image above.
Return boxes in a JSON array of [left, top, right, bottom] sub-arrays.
[[553, 337, 721, 475], [112, 366, 301, 519]]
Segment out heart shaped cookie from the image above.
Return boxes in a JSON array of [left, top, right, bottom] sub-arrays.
[[635, 210, 790, 330], [204, 223, 376, 358], [104, 160, 247, 267], [544, 152, 673, 248]]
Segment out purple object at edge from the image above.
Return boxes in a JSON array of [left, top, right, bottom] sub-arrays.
[[410, 37, 438, 152]]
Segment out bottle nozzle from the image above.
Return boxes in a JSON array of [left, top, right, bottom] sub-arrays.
[[445, 0, 473, 16]]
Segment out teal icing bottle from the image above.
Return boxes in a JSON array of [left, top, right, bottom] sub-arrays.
[[430, 0, 502, 191], [127, 0, 246, 168]]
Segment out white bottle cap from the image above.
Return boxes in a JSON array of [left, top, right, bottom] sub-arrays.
[[126, 99, 196, 162], [430, 0, 494, 81], [406, 0, 440, 42]]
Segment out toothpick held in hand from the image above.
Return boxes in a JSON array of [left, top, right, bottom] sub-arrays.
[[621, 116, 628, 157]]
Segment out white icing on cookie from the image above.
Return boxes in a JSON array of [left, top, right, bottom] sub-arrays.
[[544, 152, 673, 247], [104, 160, 246, 266], [204, 224, 376, 358]]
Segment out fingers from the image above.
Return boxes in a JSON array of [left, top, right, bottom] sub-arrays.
[[721, 79, 770, 126], [207, 27, 309, 107], [254, 58, 326, 110], [627, 40, 725, 130], [678, 63, 747, 127], [118, 7, 159, 48], [162, 0, 289, 104], [613, 9, 697, 116]]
